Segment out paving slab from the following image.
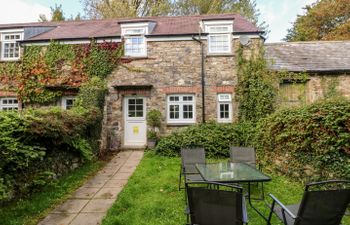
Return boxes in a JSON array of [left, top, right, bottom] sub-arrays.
[[83, 178, 109, 188], [38, 213, 77, 225], [111, 172, 133, 180], [52, 199, 89, 213], [38, 150, 143, 225], [71, 187, 99, 199], [69, 213, 105, 225], [94, 187, 123, 199], [103, 179, 128, 188], [81, 199, 115, 213]]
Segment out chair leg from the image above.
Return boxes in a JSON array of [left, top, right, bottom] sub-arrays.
[[260, 182, 265, 200], [178, 169, 182, 191], [267, 199, 275, 225]]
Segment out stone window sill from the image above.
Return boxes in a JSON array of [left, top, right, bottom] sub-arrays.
[[206, 54, 234, 58], [166, 123, 196, 127]]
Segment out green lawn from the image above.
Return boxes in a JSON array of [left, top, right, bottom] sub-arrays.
[[103, 151, 348, 225], [0, 160, 104, 225]]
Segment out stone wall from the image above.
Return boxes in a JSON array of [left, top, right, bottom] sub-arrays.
[[278, 74, 350, 107], [100, 38, 262, 150]]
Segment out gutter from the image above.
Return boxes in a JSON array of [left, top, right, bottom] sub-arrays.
[[192, 35, 206, 123]]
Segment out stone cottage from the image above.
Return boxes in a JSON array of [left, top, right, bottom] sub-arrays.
[[0, 14, 264, 149]]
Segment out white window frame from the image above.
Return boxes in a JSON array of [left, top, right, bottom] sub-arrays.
[[0, 97, 19, 110], [121, 23, 148, 57], [0, 32, 22, 61], [167, 94, 196, 124], [208, 33, 232, 54], [203, 21, 233, 55], [61, 96, 75, 110], [124, 35, 147, 57], [217, 94, 232, 123]]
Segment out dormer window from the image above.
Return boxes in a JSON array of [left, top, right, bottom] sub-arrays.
[[121, 23, 151, 57], [203, 20, 233, 55], [124, 35, 146, 57], [1, 32, 22, 60]]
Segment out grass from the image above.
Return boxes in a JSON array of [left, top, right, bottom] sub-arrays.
[[0, 160, 104, 225], [103, 151, 350, 225]]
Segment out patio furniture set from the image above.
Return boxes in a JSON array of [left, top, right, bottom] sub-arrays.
[[179, 147, 350, 225]]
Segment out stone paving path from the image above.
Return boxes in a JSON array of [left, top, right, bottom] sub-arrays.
[[38, 150, 144, 225]]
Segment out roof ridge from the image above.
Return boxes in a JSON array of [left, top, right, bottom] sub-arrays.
[[265, 40, 350, 45], [0, 13, 240, 27]]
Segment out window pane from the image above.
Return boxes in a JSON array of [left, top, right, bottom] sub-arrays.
[[183, 96, 193, 101], [169, 96, 179, 102], [136, 99, 143, 104], [136, 105, 143, 111], [136, 111, 143, 117], [219, 103, 230, 119], [169, 105, 179, 119]]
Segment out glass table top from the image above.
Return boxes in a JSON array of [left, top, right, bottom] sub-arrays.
[[196, 162, 271, 183]]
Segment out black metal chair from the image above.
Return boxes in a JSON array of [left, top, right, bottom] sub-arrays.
[[185, 181, 248, 225], [230, 146, 264, 199], [267, 180, 350, 225], [178, 147, 206, 190]]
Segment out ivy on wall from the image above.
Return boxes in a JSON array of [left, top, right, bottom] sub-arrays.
[[236, 45, 277, 123], [0, 41, 123, 105], [236, 45, 311, 121]]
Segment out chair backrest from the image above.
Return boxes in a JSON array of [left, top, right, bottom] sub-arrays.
[[295, 180, 350, 225], [229, 146, 256, 167], [186, 184, 244, 225], [181, 147, 205, 174]]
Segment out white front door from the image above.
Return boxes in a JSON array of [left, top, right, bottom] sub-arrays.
[[124, 97, 147, 147]]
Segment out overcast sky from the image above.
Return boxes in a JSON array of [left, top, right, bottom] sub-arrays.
[[0, 0, 317, 42]]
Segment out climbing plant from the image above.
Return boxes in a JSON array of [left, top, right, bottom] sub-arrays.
[[0, 41, 123, 105], [236, 45, 277, 123], [236, 45, 311, 122]]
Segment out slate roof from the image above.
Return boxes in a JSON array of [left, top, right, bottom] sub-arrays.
[[0, 14, 262, 42], [265, 41, 350, 73]]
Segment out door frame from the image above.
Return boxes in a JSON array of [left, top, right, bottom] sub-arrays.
[[123, 96, 147, 147]]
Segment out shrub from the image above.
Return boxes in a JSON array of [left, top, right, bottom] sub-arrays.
[[154, 121, 255, 157], [254, 98, 350, 181], [74, 76, 107, 110], [0, 107, 101, 203], [147, 109, 162, 128]]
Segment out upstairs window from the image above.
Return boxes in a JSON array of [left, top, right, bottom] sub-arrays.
[[217, 94, 232, 123], [206, 24, 232, 54], [124, 36, 146, 57], [122, 27, 147, 57], [208, 34, 231, 54], [1, 33, 22, 60], [0, 98, 18, 110], [167, 94, 196, 124]]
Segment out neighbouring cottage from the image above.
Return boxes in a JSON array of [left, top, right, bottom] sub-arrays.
[[265, 41, 350, 107], [0, 14, 264, 150]]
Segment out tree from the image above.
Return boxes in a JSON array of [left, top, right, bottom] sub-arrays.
[[39, 4, 66, 22], [82, 0, 172, 19], [285, 0, 350, 41]]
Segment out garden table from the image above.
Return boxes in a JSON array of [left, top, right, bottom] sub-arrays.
[[196, 162, 271, 222]]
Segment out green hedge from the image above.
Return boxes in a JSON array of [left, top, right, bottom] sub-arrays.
[[154, 122, 255, 157], [155, 99, 350, 181], [255, 99, 350, 181], [0, 107, 101, 203]]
